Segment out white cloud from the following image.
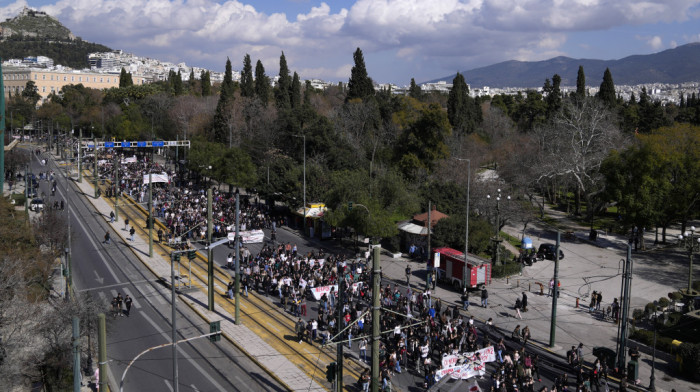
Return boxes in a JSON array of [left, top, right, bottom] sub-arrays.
[[647, 35, 663, 49], [0, 0, 698, 84]]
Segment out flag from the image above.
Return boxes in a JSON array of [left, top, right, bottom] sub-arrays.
[[468, 379, 482, 392]]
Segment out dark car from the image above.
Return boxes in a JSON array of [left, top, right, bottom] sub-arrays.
[[537, 243, 564, 260]]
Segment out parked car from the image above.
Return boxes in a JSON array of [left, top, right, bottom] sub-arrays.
[[30, 198, 45, 211], [537, 243, 564, 260]]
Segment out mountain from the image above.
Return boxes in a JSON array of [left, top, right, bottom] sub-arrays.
[[0, 7, 111, 69], [432, 43, 700, 88]]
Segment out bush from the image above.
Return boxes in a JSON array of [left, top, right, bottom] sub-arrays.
[[677, 342, 700, 381], [632, 308, 645, 321], [658, 297, 670, 308], [381, 236, 400, 253], [491, 260, 523, 279], [644, 302, 656, 315], [630, 329, 675, 354], [669, 291, 683, 302], [10, 193, 26, 206]]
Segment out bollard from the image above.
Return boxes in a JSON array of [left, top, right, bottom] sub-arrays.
[[507, 276, 509, 284], [539, 283, 543, 296], [517, 279, 520, 287], [529, 283, 531, 292], [576, 297, 580, 308]]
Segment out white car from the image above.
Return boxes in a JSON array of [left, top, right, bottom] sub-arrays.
[[30, 198, 45, 211]]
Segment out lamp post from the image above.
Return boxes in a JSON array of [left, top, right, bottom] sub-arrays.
[[292, 135, 306, 234], [649, 300, 657, 391], [454, 158, 471, 288], [487, 189, 510, 267], [678, 226, 700, 299]]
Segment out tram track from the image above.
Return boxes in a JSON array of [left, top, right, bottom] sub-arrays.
[[37, 151, 278, 392], [92, 175, 366, 390]]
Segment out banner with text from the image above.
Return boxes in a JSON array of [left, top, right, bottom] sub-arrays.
[[227, 229, 265, 244]]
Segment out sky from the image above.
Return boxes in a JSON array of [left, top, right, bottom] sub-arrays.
[[1, 0, 700, 86]]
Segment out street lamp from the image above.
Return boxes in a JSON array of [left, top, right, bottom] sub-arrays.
[[649, 300, 658, 391], [678, 226, 700, 300], [453, 158, 471, 288], [486, 189, 510, 267], [292, 134, 306, 234]]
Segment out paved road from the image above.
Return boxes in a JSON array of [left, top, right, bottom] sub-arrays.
[[24, 146, 284, 392]]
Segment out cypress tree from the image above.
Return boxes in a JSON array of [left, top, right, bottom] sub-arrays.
[[173, 70, 184, 95], [598, 68, 616, 106], [220, 58, 234, 101], [275, 51, 291, 108], [303, 80, 312, 107], [212, 58, 236, 143], [201, 70, 211, 96], [119, 68, 133, 88], [346, 47, 374, 101], [447, 72, 479, 134], [409, 78, 422, 99], [545, 74, 562, 116], [240, 54, 254, 98], [254, 59, 269, 105], [576, 65, 586, 99], [189, 69, 196, 94], [291, 72, 301, 109]]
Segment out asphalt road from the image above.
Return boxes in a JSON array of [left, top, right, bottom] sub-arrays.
[[26, 146, 284, 392]]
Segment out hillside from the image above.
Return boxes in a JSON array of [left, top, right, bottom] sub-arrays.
[[432, 42, 700, 88], [0, 7, 111, 69]]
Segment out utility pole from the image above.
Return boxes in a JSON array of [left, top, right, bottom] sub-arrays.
[[207, 188, 214, 311], [114, 154, 119, 222], [148, 169, 153, 257], [171, 252, 179, 392], [617, 245, 633, 373], [98, 313, 107, 392], [73, 317, 80, 392], [371, 245, 381, 392], [93, 136, 98, 198], [0, 60, 6, 195], [549, 231, 560, 347], [464, 159, 470, 288], [25, 164, 29, 215], [234, 193, 241, 324], [426, 201, 431, 290], [336, 276, 344, 391], [78, 128, 82, 182]]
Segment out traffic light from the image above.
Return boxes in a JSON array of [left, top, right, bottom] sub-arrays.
[[209, 321, 221, 342], [325, 362, 336, 383], [187, 250, 197, 260], [348, 202, 353, 211], [171, 253, 180, 262]]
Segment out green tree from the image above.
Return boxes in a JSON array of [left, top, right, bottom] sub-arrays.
[[201, 70, 211, 96], [447, 72, 480, 134], [254, 59, 269, 105], [211, 58, 236, 143], [215, 147, 258, 189], [598, 68, 616, 107], [408, 78, 422, 99], [119, 67, 133, 88], [544, 74, 562, 118], [173, 70, 184, 96], [21, 80, 41, 107], [395, 103, 451, 179], [433, 214, 493, 255], [576, 65, 586, 99], [275, 51, 291, 108], [240, 54, 254, 98], [346, 48, 374, 101], [303, 80, 313, 107], [188, 69, 197, 94], [291, 72, 301, 109]]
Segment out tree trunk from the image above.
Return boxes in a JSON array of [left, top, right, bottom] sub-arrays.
[[575, 185, 581, 216]]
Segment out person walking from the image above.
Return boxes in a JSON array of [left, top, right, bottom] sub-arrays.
[[481, 287, 488, 308], [111, 297, 119, 318], [129, 226, 136, 242], [521, 292, 528, 312], [110, 211, 115, 223], [405, 264, 411, 286], [124, 295, 133, 317], [577, 343, 584, 368], [124, 218, 129, 231], [116, 293, 124, 317], [104, 232, 111, 244], [359, 336, 368, 362], [548, 278, 554, 297], [295, 318, 306, 343], [462, 288, 470, 311], [514, 297, 523, 319]]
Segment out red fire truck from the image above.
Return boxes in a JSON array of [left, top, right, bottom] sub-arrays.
[[429, 247, 491, 291]]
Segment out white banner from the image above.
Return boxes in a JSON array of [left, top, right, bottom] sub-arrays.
[[310, 282, 364, 301], [143, 172, 169, 184], [436, 346, 495, 381], [227, 229, 265, 244], [441, 346, 496, 368], [122, 156, 137, 164]]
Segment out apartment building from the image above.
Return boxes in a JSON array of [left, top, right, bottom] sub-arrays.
[[2, 66, 145, 104]]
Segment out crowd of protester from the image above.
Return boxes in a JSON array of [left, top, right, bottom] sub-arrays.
[[93, 151, 612, 392]]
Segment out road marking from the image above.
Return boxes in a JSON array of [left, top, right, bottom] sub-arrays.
[[122, 287, 141, 309], [190, 384, 200, 392], [97, 291, 108, 304], [265, 322, 281, 333], [139, 310, 228, 392], [163, 379, 173, 392]]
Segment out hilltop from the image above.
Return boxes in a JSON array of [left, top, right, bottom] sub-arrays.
[[0, 7, 111, 69], [431, 42, 700, 88]]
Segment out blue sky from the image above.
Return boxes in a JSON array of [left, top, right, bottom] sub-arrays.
[[2, 0, 700, 86]]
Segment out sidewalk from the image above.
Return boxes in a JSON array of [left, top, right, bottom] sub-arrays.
[[65, 162, 324, 391]]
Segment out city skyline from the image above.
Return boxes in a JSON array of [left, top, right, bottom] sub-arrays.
[[1, 0, 699, 85]]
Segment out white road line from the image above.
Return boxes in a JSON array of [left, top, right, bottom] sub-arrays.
[[163, 379, 173, 392], [139, 310, 228, 391], [190, 384, 200, 392], [121, 287, 141, 309]]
